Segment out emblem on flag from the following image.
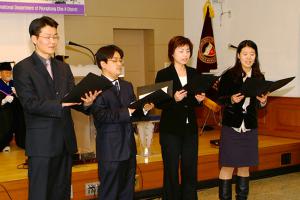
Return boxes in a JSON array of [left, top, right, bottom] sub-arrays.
[[197, 0, 217, 73]]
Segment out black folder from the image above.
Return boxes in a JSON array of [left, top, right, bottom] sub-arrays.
[[128, 81, 173, 109], [241, 76, 295, 97], [62, 73, 113, 103], [183, 73, 219, 94]]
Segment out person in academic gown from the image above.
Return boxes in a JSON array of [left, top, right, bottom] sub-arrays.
[[0, 62, 26, 151]]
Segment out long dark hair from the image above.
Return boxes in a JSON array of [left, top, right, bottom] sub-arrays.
[[231, 40, 264, 80]]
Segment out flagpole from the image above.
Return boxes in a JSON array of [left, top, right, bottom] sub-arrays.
[[203, 0, 214, 20]]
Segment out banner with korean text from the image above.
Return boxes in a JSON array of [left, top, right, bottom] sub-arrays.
[[0, 0, 84, 15]]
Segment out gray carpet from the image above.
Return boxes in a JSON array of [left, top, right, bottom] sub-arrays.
[[198, 172, 300, 200], [149, 172, 300, 200]]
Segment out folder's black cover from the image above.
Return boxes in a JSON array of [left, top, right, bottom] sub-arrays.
[[241, 76, 295, 97], [129, 89, 172, 109], [268, 77, 295, 93], [137, 80, 173, 97], [128, 81, 173, 109], [183, 74, 219, 94], [62, 73, 112, 103]]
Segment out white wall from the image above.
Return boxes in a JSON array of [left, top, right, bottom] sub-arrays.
[[185, 0, 300, 97], [0, 13, 65, 63]]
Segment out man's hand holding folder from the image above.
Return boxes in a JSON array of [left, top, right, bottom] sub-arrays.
[[128, 81, 173, 110], [62, 72, 112, 103]]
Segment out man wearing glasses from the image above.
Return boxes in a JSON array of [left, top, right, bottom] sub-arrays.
[[13, 16, 99, 200], [91, 45, 154, 199]]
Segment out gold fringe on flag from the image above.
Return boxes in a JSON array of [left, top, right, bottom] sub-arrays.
[[203, 0, 214, 19]]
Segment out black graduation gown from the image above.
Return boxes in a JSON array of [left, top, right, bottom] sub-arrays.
[[0, 79, 26, 150]]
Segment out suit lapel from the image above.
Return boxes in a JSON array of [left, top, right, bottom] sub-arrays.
[[101, 75, 122, 105], [51, 58, 62, 92], [186, 67, 193, 86], [169, 64, 184, 90], [118, 80, 128, 106], [31, 53, 56, 93], [112, 79, 133, 107]]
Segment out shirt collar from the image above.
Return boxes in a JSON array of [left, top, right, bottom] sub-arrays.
[[246, 69, 252, 78], [103, 75, 118, 83], [243, 69, 252, 82], [34, 51, 51, 66]]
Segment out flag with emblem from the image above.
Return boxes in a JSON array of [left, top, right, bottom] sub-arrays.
[[196, 0, 217, 73]]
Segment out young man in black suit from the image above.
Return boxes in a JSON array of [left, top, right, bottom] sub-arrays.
[[13, 16, 99, 200], [91, 45, 154, 200]]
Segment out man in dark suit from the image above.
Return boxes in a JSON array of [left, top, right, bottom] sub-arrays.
[[13, 16, 99, 200], [91, 45, 153, 200]]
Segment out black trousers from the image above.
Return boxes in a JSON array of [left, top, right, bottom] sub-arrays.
[[28, 153, 73, 200], [98, 155, 136, 200], [160, 125, 198, 200]]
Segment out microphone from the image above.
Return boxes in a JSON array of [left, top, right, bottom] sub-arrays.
[[66, 41, 96, 64], [228, 43, 237, 49]]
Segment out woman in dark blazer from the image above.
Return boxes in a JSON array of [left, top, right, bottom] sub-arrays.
[[155, 36, 205, 200], [218, 40, 268, 200]]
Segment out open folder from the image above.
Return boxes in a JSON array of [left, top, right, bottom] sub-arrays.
[[241, 76, 295, 97], [128, 81, 173, 109], [183, 73, 219, 94], [62, 73, 113, 103]]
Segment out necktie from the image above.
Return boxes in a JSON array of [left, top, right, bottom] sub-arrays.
[[45, 60, 53, 79], [113, 80, 120, 95]]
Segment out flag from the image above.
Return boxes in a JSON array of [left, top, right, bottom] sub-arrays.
[[196, 0, 217, 73]]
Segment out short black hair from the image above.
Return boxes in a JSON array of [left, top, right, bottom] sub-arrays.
[[29, 16, 58, 37], [95, 45, 124, 69]]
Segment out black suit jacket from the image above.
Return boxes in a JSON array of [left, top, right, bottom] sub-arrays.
[[91, 76, 139, 161], [13, 52, 78, 157], [218, 68, 264, 129], [155, 64, 200, 135]]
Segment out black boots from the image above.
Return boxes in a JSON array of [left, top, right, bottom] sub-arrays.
[[219, 176, 249, 200], [235, 176, 249, 200], [219, 179, 232, 200]]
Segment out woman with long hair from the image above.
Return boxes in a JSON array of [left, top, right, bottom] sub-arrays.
[[218, 40, 268, 200]]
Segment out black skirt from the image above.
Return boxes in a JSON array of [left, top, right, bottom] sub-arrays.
[[219, 126, 258, 167]]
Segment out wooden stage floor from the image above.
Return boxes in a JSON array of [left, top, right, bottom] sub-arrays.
[[1, 128, 300, 199]]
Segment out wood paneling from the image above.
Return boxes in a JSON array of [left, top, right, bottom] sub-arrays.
[[65, 0, 183, 70], [197, 96, 300, 139], [257, 97, 300, 139]]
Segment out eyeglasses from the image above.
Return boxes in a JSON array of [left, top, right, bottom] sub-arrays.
[[107, 58, 124, 64], [38, 35, 60, 41]]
